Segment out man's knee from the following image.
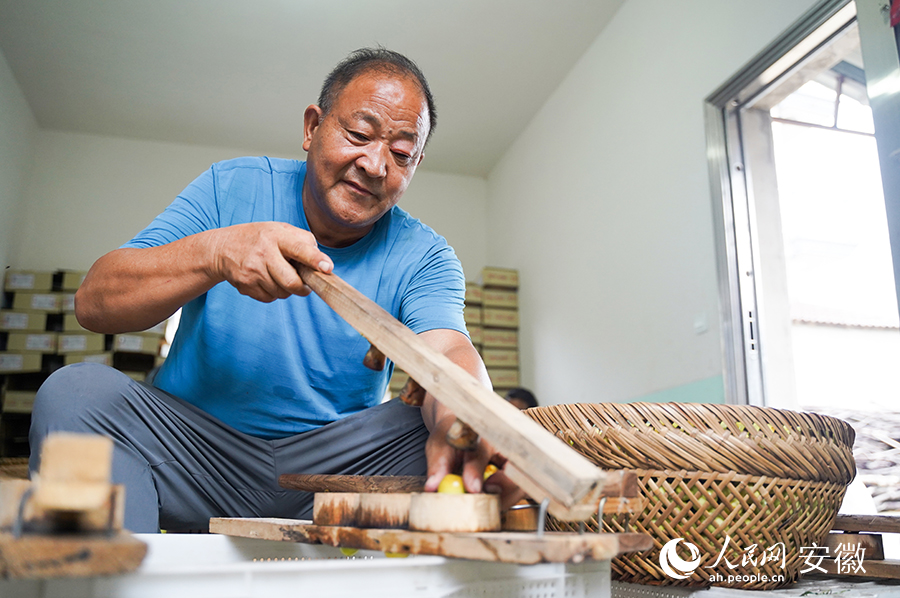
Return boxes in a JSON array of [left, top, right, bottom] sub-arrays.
[[32, 363, 135, 430]]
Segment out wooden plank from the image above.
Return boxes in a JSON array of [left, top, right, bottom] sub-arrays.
[[819, 559, 900, 580], [0, 531, 146, 579], [210, 517, 652, 564], [832, 514, 900, 534], [296, 266, 605, 517], [408, 493, 500, 532], [281, 474, 426, 494], [33, 433, 113, 511], [280, 470, 639, 499]]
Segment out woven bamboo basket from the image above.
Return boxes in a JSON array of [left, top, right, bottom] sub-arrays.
[[525, 403, 856, 590]]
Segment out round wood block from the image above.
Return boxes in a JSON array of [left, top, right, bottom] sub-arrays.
[[408, 493, 501, 533], [313, 493, 360, 526], [357, 493, 411, 529]]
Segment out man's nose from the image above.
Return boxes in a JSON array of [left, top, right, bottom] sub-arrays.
[[357, 143, 388, 179]]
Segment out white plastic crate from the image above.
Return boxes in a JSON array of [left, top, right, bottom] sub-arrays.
[[0, 534, 612, 598]]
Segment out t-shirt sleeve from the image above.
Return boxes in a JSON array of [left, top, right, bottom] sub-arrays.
[[399, 241, 468, 337], [121, 167, 220, 248]]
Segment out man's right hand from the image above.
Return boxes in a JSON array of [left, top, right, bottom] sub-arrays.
[[76, 222, 334, 334], [210, 222, 333, 303]]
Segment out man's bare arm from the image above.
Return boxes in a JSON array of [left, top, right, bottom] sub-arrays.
[[76, 222, 333, 334], [417, 328, 524, 508]]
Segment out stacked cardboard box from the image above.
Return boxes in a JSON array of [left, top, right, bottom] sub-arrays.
[[1, 269, 169, 456], [472, 267, 520, 395]]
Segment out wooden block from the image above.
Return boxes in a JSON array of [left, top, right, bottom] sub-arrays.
[[832, 514, 900, 534], [825, 532, 884, 560], [409, 493, 500, 533], [34, 433, 113, 511], [358, 493, 411, 529], [0, 478, 124, 533], [0, 530, 146, 579], [313, 493, 360, 526], [210, 517, 653, 564]]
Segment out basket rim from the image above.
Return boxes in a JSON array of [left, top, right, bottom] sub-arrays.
[[525, 402, 856, 484]]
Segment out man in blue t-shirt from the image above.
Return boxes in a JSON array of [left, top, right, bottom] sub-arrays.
[[30, 48, 519, 532]]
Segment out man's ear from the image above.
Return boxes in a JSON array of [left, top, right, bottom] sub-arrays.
[[302, 104, 324, 152], [415, 153, 425, 167]]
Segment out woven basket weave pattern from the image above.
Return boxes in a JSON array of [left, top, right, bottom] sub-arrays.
[[527, 402, 855, 484], [525, 403, 855, 590]]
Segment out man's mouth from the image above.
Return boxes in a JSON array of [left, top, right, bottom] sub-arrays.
[[343, 179, 375, 197]]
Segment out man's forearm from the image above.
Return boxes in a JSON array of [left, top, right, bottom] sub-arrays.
[[76, 232, 221, 334]]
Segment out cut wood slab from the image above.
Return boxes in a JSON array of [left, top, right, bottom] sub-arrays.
[[280, 470, 641, 499], [210, 517, 653, 564], [0, 531, 147, 579], [832, 514, 900, 534], [296, 266, 606, 520], [820, 559, 900, 580], [408, 493, 499, 533]]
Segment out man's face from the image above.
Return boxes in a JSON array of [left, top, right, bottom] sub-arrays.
[[302, 71, 429, 247]]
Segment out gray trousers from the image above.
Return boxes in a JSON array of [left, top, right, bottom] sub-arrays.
[[28, 363, 429, 533]]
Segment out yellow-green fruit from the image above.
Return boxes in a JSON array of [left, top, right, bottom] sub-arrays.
[[438, 474, 466, 494], [385, 551, 409, 558], [483, 464, 499, 480], [340, 547, 359, 556]]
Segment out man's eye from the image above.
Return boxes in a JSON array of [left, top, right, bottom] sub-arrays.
[[392, 151, 412, 165], [349, 131, 369, 142]]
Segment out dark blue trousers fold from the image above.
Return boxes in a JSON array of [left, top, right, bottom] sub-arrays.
[[29, 363, 429, 533]]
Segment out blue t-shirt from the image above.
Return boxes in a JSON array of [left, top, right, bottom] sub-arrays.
[[123, 157, 467, 439]]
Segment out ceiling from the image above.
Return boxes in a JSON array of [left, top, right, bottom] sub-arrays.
[[0, 0, 625, 178]]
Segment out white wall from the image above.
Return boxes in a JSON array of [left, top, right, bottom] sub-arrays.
[[0, 49, 38, 282], [14, 131, 487, 276], [486, 0, 820, 405]]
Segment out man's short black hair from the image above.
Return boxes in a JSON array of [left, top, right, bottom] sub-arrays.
[[318, 47, 437, 146], [505, 388, 538, 409]]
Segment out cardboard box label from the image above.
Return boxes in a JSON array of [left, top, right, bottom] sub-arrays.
[[4, 271, 53, 291], [62, 293, 76, 312], [60, 335, 88, 352], [482, 349, 519, 368], [468, 325, 483, 345], [482, 308, 519, 329], [0, 354, 24, 371], [7, 273, 36, 290], [116, 335, 145, 352], [480, 267, 518, 289], [25, 334, 55, 351], [29, 294, 60, 311], [483, 289, 518, 309], [482, 329, 518, 348], [1, 312, 29, 330], [487, 368, 520, 388]]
